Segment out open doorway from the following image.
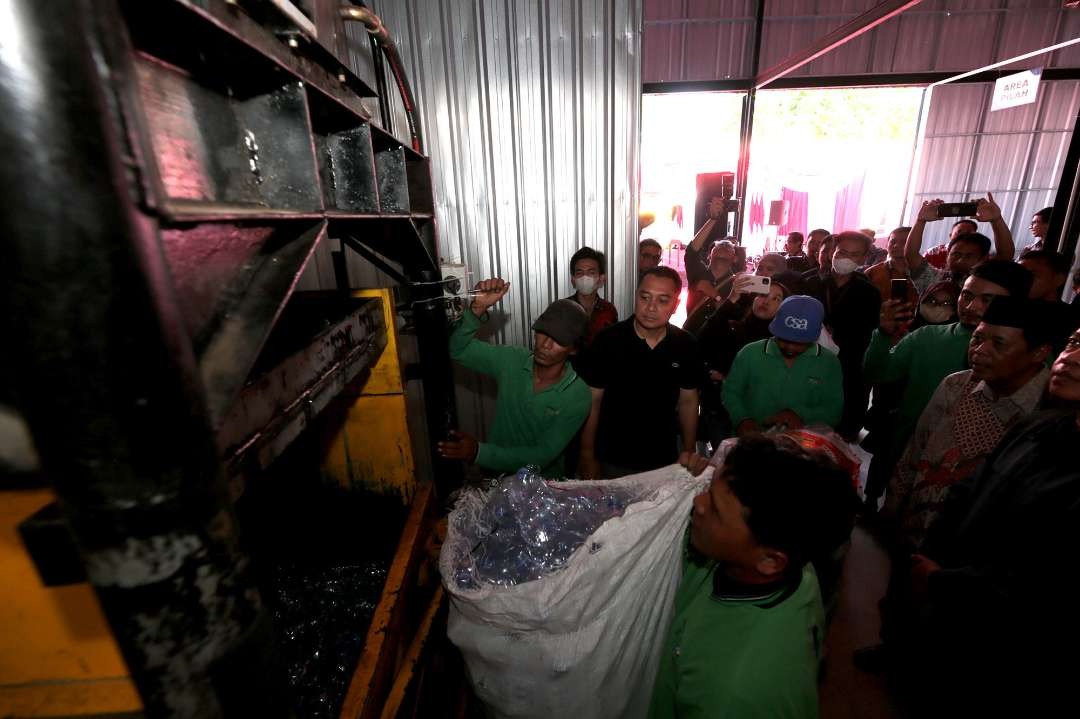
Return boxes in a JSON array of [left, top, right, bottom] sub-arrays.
[[640, 86, 923, 325]]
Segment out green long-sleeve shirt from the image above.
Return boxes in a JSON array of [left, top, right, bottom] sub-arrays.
[[722, 339, 844, 431], [648, 554, 824, 719], [862, 322, 972, 452], [449, 311, 590, 477]]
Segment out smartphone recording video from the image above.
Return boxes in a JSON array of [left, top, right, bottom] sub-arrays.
[[937, 201, 979, 218]]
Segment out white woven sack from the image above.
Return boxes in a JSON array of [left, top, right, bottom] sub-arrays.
[[440, 464, 710, 719]]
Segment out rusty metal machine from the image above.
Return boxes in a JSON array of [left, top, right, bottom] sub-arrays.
[[0, 1, 464, 716]]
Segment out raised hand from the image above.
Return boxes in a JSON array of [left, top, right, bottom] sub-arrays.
[[975, 192, 1002, 223], [917, 199, 944, 223], [437, 430, 479, 462], [879, 298, 914, 336], [470, 278, 510, 317]]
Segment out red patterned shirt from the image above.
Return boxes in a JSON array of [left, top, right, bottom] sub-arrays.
[[568, 294, 619, 348]]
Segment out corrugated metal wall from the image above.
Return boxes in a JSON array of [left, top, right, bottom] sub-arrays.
[[644, 0, 1080, 83], [908, 79, 1080, 252], [327, 1, 643, 439]]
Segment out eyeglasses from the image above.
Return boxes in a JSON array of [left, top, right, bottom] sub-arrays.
[[923, 298, 954, 307], [641, 252, 661, 260]]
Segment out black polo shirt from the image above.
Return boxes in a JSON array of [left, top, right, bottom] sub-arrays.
[[582, 318, 703, 471]]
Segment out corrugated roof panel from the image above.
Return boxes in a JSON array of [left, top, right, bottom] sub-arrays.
[[924, 84, 989, 134], [996, 8, 1060, 64], [932, 8, 1000, 71], [969, 133, 1033, 191], [645, 0, 684, 20], [1029, 125, 1075, 188], [688, 0, 754, 16], [797, 32, 875, 77], [1050, 11, 1080, 67], [643, 24, 685, 82], [684, 19, 754, 80], [642, 0, 1080, 83], [1038, 80, 1080, 129], [889, 12, 942, 73], [363, 0, 641, 435], [982, 96, 1041, 133], [914, 136, 977, 192]]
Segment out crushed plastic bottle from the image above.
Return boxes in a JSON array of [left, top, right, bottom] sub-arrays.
[[453, 466, 653, 588]]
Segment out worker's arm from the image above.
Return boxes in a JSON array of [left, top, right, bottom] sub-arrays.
[[475, 387, 591, 473], [977, 192, 1014, 260], [677, 387, 699, 454], [448, 278, 512, 374], [578, 387, 605, 480], [863, 318, 920, 385], [905, 199, 943, 271]]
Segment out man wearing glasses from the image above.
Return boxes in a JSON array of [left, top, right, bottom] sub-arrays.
[[639, 239, 663, 283]]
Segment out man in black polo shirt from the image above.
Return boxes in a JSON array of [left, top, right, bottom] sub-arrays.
[[579, 267, 703, 479]]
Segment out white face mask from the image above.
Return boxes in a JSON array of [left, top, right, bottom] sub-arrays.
[[573, 275, 600, 296], [832, 257, 859, 276]]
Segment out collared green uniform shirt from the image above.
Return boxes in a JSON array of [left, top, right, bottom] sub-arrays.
[[722, 338, 844, 430], [862, 322, 973, 450], [648, 556, 824, 719], [449, 311, 591, 477]]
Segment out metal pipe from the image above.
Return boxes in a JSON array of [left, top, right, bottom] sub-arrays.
[[755, 0, 923, 89], [643, 67, 1080, 94], [734, 0, 765, 246], [369, 33, 395, 134], [341, 3, 423, 153], [0, 0, 282, 715], [930, 36, 1080, 88]]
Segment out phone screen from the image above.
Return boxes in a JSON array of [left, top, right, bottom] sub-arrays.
[[891, 279, 909, 302]]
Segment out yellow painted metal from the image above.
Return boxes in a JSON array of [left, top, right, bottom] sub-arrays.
[[322, 289, 417, 503], [0, 490, 141, 716], [354, 288, 404, 396], [341, 483, 436, 719]]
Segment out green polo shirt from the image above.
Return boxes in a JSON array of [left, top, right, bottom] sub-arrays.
[[722, 339, 844, 431], [648, 555, 824, 719], [449, 311, 591, 477], [862, 322, 972, 450]]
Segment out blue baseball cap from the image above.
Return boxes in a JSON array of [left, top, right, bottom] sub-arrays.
[[769, 295, 824, 343]]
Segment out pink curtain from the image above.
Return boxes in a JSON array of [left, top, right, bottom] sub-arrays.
[[749, 193, 764, 233], [833, 175, 865, 233], [778, 187, 808, 237]]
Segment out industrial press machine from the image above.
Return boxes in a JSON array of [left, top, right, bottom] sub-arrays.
[[0, 1, 464, 716]]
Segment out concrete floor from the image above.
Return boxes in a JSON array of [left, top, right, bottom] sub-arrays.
[[819, 526, 905, 719]]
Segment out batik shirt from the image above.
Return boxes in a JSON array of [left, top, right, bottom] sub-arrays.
[[885, 367, 1048, 550]]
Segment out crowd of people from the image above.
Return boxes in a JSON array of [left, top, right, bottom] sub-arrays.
[[436, 199, 1080, 717]]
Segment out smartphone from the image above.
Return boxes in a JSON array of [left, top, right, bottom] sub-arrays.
[[890, 278, 910, 302], [937, 201, 979, 218], [745, 275, 772, 296]]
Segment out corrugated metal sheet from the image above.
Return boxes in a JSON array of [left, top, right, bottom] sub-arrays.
[[643, 0, 1080, 84], [908, 79, 1080, 252], [327, 1, 642, 438]]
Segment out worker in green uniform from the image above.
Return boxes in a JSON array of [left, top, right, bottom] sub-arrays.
[[648, 436, 858, 718], [438, 278, 591, 478], [723, 295, 844, 436], [861, 260, 1033, 512]]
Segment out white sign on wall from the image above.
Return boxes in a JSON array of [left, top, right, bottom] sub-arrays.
[[991, 68, 1042, 112]]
